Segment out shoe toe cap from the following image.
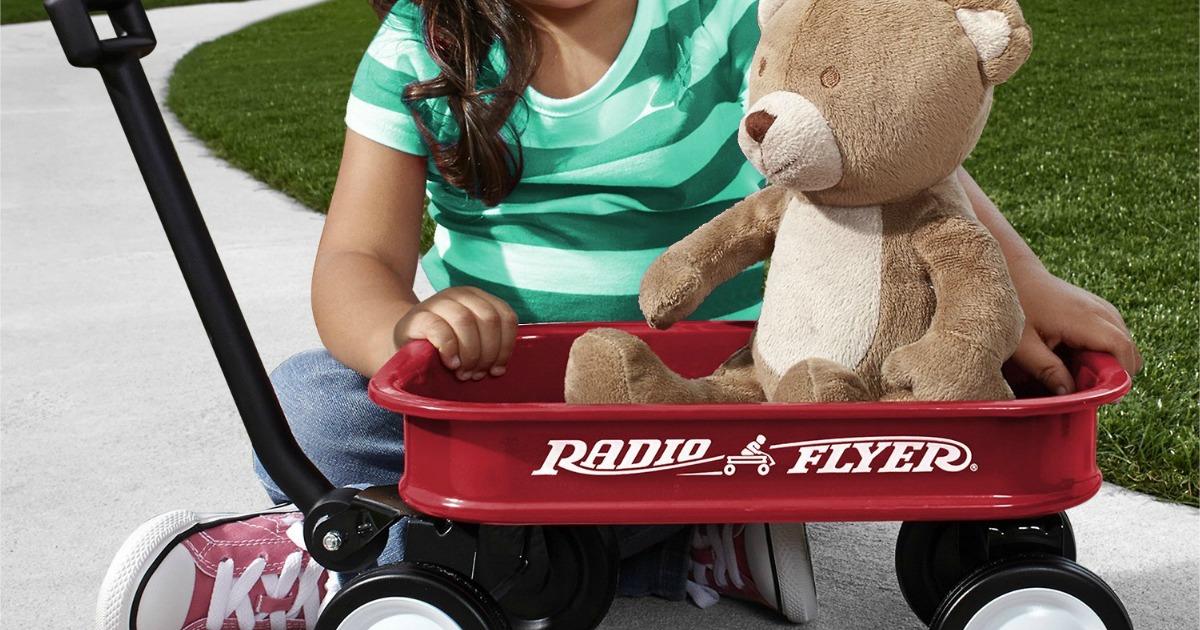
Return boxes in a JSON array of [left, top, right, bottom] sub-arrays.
[[135, 545, 196, 630]]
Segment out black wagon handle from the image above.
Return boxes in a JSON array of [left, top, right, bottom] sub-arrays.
[[41, 0, 407, 570], [45, 0, 155, 68], [43, 0, 331, 514]]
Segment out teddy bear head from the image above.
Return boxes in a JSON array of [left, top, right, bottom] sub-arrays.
[[739, 0, 1031, 207]]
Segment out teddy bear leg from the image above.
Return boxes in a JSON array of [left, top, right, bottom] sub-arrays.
[[707, 344, 767, 403], [773, 358, 873, 403], [565, 329, 763, 404]]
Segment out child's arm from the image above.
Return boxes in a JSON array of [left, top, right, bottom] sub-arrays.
[[313, 130, 518, 379], [958, 167, 1143, 393]]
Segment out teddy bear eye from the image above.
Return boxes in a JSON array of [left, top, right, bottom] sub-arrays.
[[758, 57, 768, 77], [820, 66, 841, 88]]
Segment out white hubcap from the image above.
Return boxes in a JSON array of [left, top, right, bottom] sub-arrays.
[[336, 597, 464, 630], [963, 587, 1106, 630]]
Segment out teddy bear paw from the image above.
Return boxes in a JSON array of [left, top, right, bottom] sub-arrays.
[[564, 328, 685, 404], [882, 336, 1015, 401], [639, 252, 705, 330]]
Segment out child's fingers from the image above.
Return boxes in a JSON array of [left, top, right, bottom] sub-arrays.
[[1095, 296, 1127, 330], [1091, 300, 1143, 375], [1011, 331, 1075, 395], [453, 292, 509, 379], [466, 288, 518, 375], [1121, 342, 1143, 376], [1064, 318, 1143, 378], [399, 288, 521, 380], [491, 301, 519, 376], [458, 288, 518, 377], [400, 310, 461, 371], [428, 299, 483, 379], [1065, 289, 1141, 375]]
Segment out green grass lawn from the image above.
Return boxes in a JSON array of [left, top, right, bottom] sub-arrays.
[[168, 0, 378, 211], [167, 0, 1198, 505], [1, 0, 245, 24]]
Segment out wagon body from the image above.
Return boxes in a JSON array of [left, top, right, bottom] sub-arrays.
[[369, 321, 1130, 525]]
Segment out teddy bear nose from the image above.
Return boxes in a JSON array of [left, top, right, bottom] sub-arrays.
[[744, 111, 777, 144]]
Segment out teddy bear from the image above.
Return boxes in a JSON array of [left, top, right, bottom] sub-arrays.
[[564, 0, 1030, 405]]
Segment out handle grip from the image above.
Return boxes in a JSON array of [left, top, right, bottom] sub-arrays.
[[44, 0, 155, 68]]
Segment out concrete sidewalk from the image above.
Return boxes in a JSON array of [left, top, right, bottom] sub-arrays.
[[1, 2, 1197, 628]]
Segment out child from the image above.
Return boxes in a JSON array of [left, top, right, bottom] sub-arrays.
[[96, 0, 1143, 628]]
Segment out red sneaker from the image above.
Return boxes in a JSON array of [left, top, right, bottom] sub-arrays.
[[687, 523, 818, 623], [96, 507, 331, 630]]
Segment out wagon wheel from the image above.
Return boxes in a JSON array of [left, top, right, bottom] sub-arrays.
[[316, 561, 510, 630], [497, 525, 619, 630], [930, 555, 1131, 630], [896, 513, 1076, 624]]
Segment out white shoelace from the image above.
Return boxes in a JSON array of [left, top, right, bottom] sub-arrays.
[[686, 524, 745, 609], [206, 551, 325, 630]]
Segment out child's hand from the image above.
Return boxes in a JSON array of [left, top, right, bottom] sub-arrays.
[[393, 287, 519, 381], [1011, 269, 1142, 394]]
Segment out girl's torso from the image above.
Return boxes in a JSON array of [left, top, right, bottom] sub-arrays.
[[348, 0, 766, 323]]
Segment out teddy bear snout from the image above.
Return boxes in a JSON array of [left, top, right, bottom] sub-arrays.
[[744, 111, 776, 144], [738, 91, 843, 191]]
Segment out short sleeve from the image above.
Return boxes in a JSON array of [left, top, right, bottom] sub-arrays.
[[345, 2, 438, 156]]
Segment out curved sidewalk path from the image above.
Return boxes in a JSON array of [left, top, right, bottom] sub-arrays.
[[2, 2, 1196, 628]]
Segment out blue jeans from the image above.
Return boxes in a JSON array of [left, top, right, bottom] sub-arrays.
[[255, 349, 691, 600]]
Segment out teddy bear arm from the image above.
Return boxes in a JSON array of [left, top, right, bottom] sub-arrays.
[[912, 214, 1024, 361], [640, 186, 788, 328], [882, 214, 1024, 401]]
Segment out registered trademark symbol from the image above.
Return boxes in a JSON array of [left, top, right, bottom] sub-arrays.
[[970, 464, 978, 472]]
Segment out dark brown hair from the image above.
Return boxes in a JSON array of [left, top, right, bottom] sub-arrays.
[[371, 0, 539, 206]]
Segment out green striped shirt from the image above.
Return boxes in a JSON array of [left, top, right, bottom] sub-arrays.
[[347, 0, 765, 323]]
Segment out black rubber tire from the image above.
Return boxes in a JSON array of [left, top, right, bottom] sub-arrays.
[[497, 525, 619, 630], [896, 521, 993, 625], [930, 554, 1131, 630], [896, 513, 1076, 624], [317, 561, 510, 630]]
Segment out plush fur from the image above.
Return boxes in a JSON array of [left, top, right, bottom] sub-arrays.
[[565, 0, 1030, 404]]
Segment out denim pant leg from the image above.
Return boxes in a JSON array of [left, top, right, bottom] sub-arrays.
[[255, 349, 691, 599], [254, 349, 409, 565], [614, 524, 694, 601]]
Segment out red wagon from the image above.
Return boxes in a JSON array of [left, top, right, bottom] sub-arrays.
[[46, 1, 1136, 628], [372, 321, 1128, 526], [346, 321, 1134, 629]]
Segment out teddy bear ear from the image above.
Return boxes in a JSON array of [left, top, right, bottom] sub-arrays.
[[952, 0, 1032, 85], [758, 0, 789, 28]]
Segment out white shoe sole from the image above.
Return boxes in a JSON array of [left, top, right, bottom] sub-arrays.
[[765, 522, 819, 623]]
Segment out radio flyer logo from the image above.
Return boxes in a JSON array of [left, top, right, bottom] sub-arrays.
[[531, 435, 976, 477]]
